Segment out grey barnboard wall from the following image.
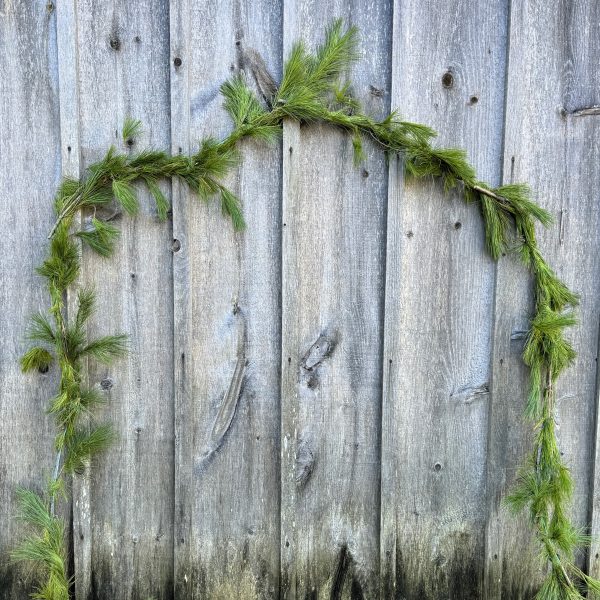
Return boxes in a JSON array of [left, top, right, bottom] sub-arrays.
[[0, 0, 599, 598]]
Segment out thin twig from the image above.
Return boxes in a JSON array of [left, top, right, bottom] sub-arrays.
[[472, 184, 512, 208], [49, 448, 62, 517], [48, 193, 82, 239]]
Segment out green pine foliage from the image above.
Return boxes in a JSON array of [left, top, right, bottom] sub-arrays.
[[62, 424, 115, 475], [17, 19, 593, 600], [20, 218, 127, 596], [20, 347, 54, 373], [11, 489, 70, 600], [76, 218, 120, 257], [122, 117, 143, 142]]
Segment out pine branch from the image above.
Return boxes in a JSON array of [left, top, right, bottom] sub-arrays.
[[122, 117, 143, 142], [79, 334, 128, 363], [18, 18, 592, 600], [20, 347, 54, 373]]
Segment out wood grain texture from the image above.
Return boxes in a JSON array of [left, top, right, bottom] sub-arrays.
[[280, 2, 392, 598], [70, 2, 175, 598], [381, 1, 509, 598], [1, 2, 600, 598], [170, 1, 283, 597], [0, 1, 61, 597], [486, 2, 600, 597], [55, 0, 84, 596]]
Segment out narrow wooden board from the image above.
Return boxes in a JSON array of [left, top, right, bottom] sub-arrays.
[[280, 3, 392, 598], [55, 0, 84, 595], [71, 1, 175, 597], [381, 1, 509, 598], [170, 1, 283, 597], [486, 2, 600, 596], [0, 2, 61, 597]]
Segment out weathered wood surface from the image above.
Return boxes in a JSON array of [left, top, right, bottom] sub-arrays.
[[170, 1, 283, 597], [486, 2, 600, 598], [280, 1, 391, 598], [0, 2, 61, 597], [67, 1, 175, 598], [0, 1, 599, 598], [381, 1, 508, 598]]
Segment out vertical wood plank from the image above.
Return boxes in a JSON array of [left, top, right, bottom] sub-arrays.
[[55, 0, 85, 594], [0, 1, 60, 597], [71, 2, 175, 598], [170, 1, 283, 597], [381, 1, 509, 598], [486, 2, 600, 596], [280, 3, 392, 598]]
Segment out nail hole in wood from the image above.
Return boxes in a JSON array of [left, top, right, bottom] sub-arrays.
[[100, 378, 113, 390], [67, 146, 71, 153], [174, 56, 182, 68], [361, 169, 369, 178], [469, 96, 478, 105], [407, 230, 414, 238], [134, 36, 141, 43], [172, 239, 181, 252], [442, 71, 453, 88], [454, 221, 462, 229], [434, 462, 442, 472], [109, 36, 121, 51]]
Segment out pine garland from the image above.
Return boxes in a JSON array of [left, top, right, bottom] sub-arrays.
[[14, 19, 598, 599]]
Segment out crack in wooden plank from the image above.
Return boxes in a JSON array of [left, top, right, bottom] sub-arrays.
[[572, 106, 600, 117], [197, 309, 248, 471]]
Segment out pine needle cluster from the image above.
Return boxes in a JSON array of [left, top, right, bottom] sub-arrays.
[[16, 19, 594, 599]]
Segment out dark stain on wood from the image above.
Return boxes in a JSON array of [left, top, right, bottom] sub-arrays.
[[174, 563, 206, 600], [91, 558, 112, 599], [330, 544, 352, 600], [0, 565, 28, 600], [382, 539, 485, 599], [351, 577, 365, 600], [498, 555, 540, 600]]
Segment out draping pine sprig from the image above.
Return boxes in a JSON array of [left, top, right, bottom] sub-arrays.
[[14, 19, 595, 599]]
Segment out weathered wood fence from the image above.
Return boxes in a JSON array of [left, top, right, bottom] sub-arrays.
[[1, 1, 599, 598]]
